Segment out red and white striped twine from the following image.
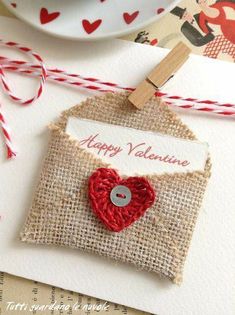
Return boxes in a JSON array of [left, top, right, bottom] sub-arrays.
[[0, 40, 235, 160], [0, 39, 46, 159], [0, 104, 16, 159]]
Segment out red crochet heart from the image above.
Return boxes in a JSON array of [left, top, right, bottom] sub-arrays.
[[88, 168, 156, 232]]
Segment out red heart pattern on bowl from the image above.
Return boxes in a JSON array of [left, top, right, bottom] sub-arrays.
[[40, 8, 60, 25], [82, 19, 102, 34], [157, 7, 165, 14], [123, 11, 139, 25], [4, 0, 177, 39]]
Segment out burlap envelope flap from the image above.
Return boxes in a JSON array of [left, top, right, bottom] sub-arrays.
[[20, 92, 211, 284]]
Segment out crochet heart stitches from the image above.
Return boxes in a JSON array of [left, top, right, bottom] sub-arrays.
[[88, 168, 156, 232]]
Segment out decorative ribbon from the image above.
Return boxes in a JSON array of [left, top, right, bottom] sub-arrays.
[[0, 40, 235, 160]]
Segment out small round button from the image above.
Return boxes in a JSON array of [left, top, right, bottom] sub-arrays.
[[110, 185, 132, 207]]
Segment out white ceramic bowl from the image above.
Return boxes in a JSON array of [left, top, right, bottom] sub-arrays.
[[2, 0, 180, 41]]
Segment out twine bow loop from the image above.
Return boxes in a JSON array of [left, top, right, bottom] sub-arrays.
[[0, 40, 47, 158]]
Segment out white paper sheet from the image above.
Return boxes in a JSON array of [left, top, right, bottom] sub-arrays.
[[0, 17, 235, 315], [66, 117, 208, 175]]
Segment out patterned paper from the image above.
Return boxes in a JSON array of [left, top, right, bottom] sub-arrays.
[[123, 0, 235, 62]]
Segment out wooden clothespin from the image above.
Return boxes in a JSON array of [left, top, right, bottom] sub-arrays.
[[128, 42, 191, 109]]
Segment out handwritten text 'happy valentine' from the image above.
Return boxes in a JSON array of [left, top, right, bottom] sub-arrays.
[[80, 134, 190, 167]]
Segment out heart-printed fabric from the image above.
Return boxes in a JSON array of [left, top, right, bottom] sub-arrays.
[[88, 168, 156, 232]]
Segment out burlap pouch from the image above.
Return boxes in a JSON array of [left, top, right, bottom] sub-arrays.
[[20, 92, 211, 284]]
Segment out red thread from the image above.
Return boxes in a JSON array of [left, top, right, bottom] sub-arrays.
[[88, 168, 156, 232]]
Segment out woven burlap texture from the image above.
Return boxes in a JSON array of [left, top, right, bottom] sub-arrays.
[[20, 92, 211, 284]]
